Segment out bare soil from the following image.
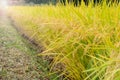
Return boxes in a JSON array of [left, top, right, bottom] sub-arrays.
[[0, 14, 48, 80]]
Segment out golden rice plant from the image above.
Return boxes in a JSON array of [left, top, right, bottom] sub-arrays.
[[8, 3, 120, 80]]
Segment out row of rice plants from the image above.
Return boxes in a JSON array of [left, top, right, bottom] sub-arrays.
[[8, 4, 120, 80]]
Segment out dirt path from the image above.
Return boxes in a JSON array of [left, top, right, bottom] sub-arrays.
[[0, 15, 47, 80]]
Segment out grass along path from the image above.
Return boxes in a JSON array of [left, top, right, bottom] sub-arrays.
[[0, 15, 49, 79]]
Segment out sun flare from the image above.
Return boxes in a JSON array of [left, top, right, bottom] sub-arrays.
[[0, 0, 8, 9]]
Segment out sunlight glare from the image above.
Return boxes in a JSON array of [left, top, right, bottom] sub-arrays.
[[0, 0, 8, 9]]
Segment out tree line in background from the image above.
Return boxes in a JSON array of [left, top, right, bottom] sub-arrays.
[[25, 0, 89, 6], [25, 0, 119, 6]]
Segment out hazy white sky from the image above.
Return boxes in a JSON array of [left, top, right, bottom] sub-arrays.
[[0, 0, 8, 8]]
